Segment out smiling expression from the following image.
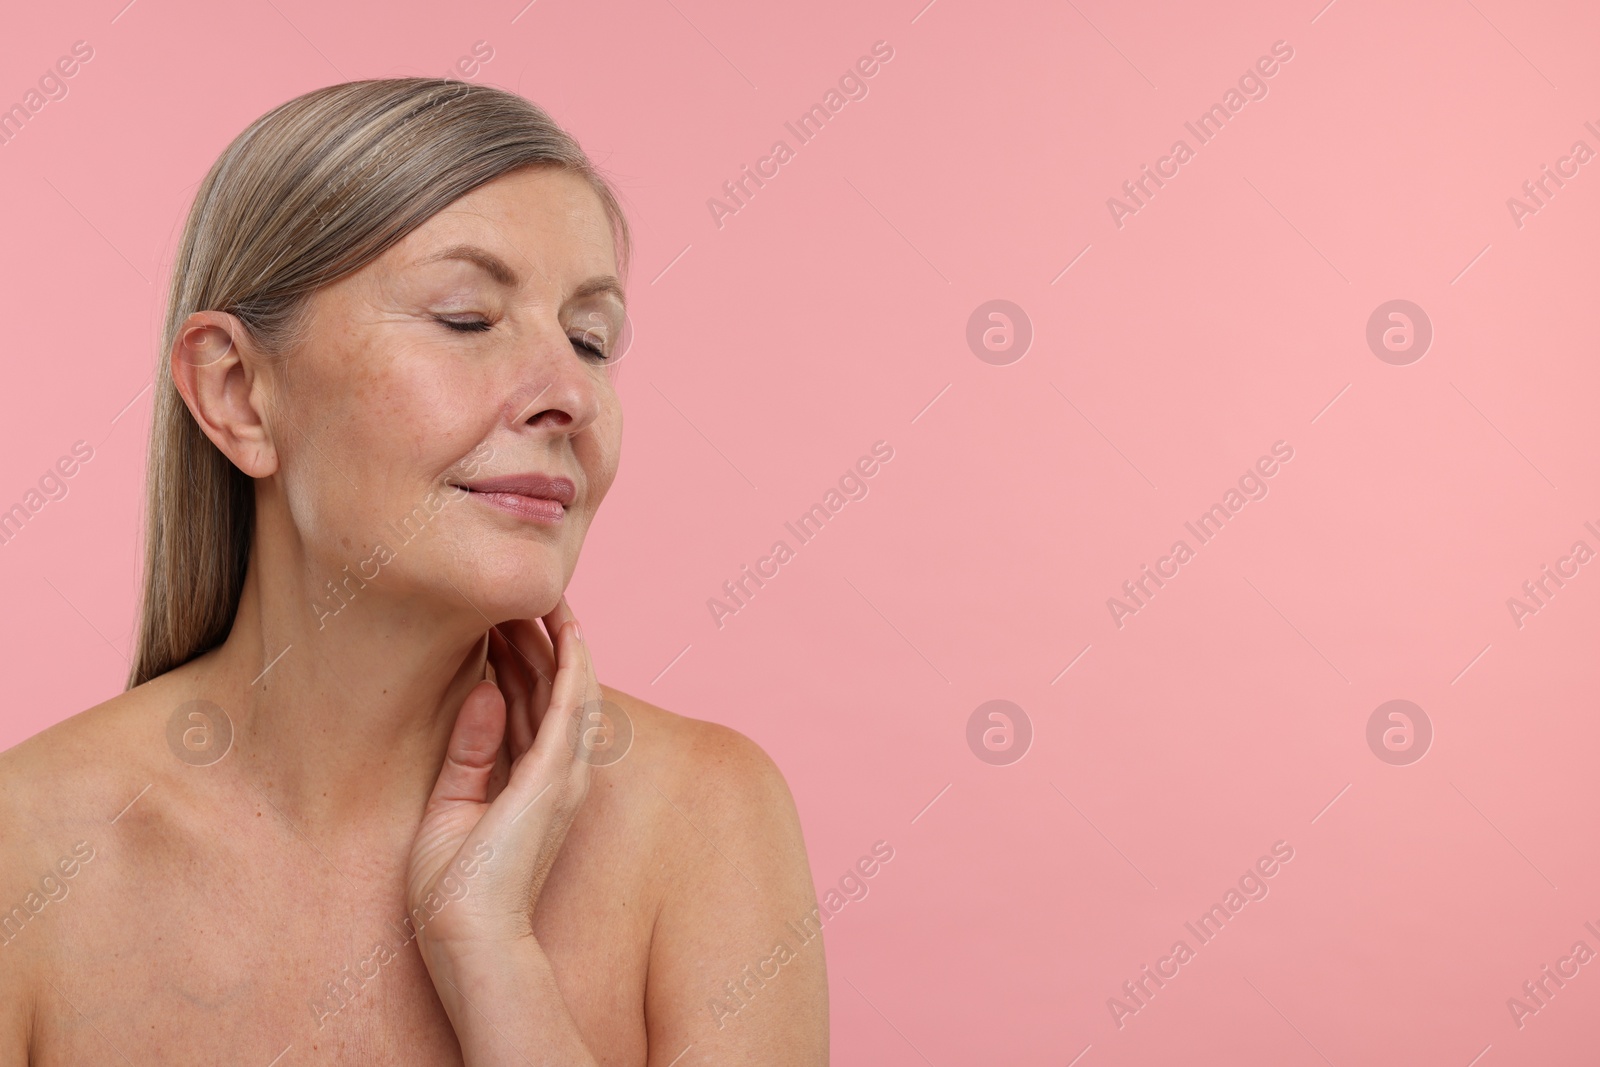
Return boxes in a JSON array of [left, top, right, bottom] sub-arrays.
[[265, 164, 625, 624]]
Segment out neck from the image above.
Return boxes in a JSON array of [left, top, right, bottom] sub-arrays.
[[192, 525, 493, 834]]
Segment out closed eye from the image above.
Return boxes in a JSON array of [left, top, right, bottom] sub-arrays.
[[436, 316, 492, 333], [570, 333, 608, 361], [435, 316, 608, 360]]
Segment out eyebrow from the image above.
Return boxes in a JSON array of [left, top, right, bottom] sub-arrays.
[[422, 243, 627, 311]]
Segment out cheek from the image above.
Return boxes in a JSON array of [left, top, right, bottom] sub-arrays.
[[292, 333, 492, 454], [583, 394, 623, 503], [272, 340, 493, 537]]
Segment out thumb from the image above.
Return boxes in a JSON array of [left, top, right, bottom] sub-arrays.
[[426, 680, 506, 808]]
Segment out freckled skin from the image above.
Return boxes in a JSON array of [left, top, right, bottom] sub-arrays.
[[269, 167, 624, 620], [0, 166, 827, 1065]]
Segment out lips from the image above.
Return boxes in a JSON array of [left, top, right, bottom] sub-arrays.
[[455, 473, 576, 505], [453, 473, 576, 525]]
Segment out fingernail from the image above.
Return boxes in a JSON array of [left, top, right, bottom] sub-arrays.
[[571, 619, 583, 644]]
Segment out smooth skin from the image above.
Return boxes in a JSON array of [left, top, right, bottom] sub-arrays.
[[0, 165, 828, 1065]]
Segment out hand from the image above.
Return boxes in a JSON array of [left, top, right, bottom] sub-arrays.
[[404, 596, 598, 959]]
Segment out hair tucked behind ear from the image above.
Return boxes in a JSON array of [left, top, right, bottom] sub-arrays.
[[129, 78, 630, 688]]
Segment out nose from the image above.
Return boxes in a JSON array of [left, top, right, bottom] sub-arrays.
[[511, 324, 603, 435]]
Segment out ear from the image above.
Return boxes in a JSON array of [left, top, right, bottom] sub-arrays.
[[169, 311, 278, 478]]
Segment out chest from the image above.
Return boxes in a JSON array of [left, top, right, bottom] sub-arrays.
[[30, 820, 656, 1066]]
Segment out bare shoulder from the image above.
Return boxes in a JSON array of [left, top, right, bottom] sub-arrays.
[[599, 687, 827, 1065], [595, 683, 815, 906], [0, 675, 190, 1058], [600, 684, 804, 841], [0, 672, 190, 834], [0, 668, 213, 919]]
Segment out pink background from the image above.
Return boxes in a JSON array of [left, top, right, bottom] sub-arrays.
[[3, 0, 1598, 1062]]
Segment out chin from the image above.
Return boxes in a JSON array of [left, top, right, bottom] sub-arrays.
[[448, 552, 569, 623]]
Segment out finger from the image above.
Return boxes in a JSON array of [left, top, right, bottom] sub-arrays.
[[473, 617, 592, 861], [540, 598, 585, 684], [488, 628, 535, 759], [529, 614, 593, 771], [502, 616, 556, 689], [542, 596, 600, 728], [500, 617, 556, 733], [539, 596, 577, 655], [424, 680, 506, 809]]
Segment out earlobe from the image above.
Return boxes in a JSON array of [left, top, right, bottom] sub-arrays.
[[170, 311, 279, 479]]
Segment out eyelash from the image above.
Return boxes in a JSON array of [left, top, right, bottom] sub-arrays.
[[438, 317, 493, 334], [435, 317, 609, 361]]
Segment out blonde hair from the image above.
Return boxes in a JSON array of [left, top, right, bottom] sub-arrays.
[[129, 78, 630, 688]]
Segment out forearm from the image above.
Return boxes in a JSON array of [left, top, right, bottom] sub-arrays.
[[423, 936, 600, 1067]]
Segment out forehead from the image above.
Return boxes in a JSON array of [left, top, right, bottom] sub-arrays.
[[391, 165, 618, 279]]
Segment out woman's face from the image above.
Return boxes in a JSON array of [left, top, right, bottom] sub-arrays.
[[266, 164, 624, 627]]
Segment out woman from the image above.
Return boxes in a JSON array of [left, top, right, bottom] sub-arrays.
[[0, 78, 828, 1065]]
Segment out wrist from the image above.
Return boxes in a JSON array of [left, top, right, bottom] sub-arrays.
[[420, 934, 600, 1067], [416, 920, 537, 982]]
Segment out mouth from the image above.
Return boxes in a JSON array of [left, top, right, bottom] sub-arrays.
[[451, 473, 576, 525]]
